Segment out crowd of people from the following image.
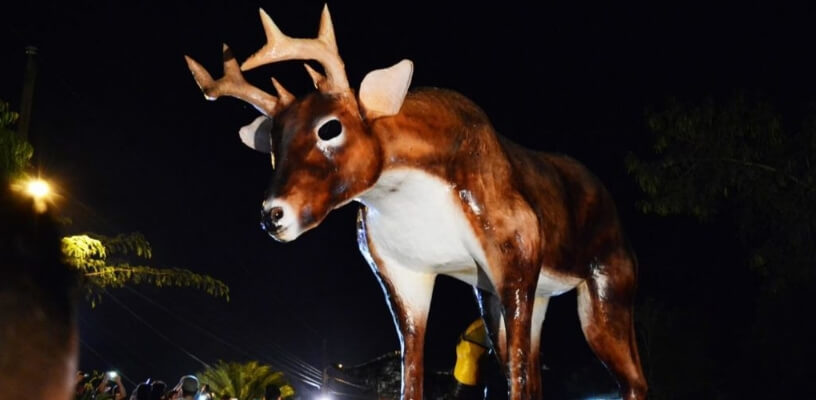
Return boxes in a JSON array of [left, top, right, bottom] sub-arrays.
[[74, 372, 284, 400]]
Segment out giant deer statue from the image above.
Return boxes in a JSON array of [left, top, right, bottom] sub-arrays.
[[185, 6, 647, 400]]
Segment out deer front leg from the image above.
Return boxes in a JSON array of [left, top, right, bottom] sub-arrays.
[[377, 265, 435, 400], [498, 277, 540, 400], [475, 246, 541, 400], [480, 263, 541, 399], [475, 287, 549, 400], [473, 287, 507, 365], [357, 211, 435, 400]]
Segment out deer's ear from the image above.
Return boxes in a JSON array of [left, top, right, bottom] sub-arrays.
[[239, 115, 274, 153], [358, 59, 413, 120]]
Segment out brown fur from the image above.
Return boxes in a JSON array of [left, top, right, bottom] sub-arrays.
[[262, 87, 647, 399], [188, 28, 645, 396]]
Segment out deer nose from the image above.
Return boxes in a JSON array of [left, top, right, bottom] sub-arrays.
[[269, 206, 285, 222], [260, 207, 285, 232]]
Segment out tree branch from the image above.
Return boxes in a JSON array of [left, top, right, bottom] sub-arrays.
[[719, 157, 809, 188]]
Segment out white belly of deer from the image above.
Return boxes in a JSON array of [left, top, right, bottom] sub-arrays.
[[356, 168, 581, 298], [357, 169, 488, 288]]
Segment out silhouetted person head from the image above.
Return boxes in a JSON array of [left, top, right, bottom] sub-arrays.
[[178, 375, 199, 399], [150, 380, 167, 400], [264, 384, 282, 400], [0, 180, 80, 400], [132, 382, 151, 400]]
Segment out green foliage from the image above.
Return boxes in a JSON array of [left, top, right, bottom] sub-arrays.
[[628, 94, 816, 397], [92, 232, 153, 258], [627, 95, 816, 290], [62, 232, 229, 305], [1, 99, 229, 304], [0, 101, 33, 180], [628, 96, 792, 217], [198, 360, 295, 399]]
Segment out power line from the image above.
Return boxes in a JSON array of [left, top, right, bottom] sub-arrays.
[[328, 389, 376, 399], [121, 286, 322, 378], [79, 337, 136, 386], [6, 16, 332, 392], [78, 313, 161, 375], [269, 288, 323, 340], [254, 337, 324, 380], [103, 289, 211, 370], [121, 286, 323, 383]]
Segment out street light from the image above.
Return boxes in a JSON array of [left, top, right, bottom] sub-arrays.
[[24, 178, 50, 200], [12, 176, 55, 213]]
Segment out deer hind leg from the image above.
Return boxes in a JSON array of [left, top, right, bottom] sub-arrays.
[[576, 250, 647, 400]]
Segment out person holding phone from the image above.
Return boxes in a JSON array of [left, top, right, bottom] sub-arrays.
[[97, 371, 128, 400]]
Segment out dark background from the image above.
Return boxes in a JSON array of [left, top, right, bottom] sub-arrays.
[[2, 0, 815, 398]]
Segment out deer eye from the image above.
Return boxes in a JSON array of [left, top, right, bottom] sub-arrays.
[[317, 119, 343, 141]]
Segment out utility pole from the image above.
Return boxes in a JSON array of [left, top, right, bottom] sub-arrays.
[[18, 45, 38, 140]]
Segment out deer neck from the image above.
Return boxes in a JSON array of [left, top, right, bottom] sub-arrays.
[[356, 89, 498, 222], [367, 88, 503, 177]]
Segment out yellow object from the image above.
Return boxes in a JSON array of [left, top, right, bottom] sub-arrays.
[[453, 319, 489, 386], [280, 384, 295, 398]]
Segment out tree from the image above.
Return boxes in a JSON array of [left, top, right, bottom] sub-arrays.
[[62, 232, 229, 305], [0, 101, 33, 180], [1, 99, 229, 303], [627, 94, 815, 291], [626, 94, 816, 397], [198, 360, 295, 400]]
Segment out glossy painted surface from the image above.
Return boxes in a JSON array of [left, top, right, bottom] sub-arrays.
[[188, 8, 647, 399], [267, 89, 647, 400]]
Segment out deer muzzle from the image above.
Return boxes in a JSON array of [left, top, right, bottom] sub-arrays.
[[260, 199, 300, 242]]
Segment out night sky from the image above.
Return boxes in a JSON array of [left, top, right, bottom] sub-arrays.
[[2, 0, 815, 397]]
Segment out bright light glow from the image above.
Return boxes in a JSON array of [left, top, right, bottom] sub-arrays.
[[316, 395, 332, 400], [11, 177, 57, 213], [583, 395, 622, 400], [25, 178, 50, 199]]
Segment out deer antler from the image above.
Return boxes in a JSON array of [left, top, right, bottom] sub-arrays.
[[184, 44, 292, 117], [241, 5, 350, 94]]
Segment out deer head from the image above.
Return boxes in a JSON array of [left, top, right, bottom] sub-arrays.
[[185, 5, 414, 242]]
